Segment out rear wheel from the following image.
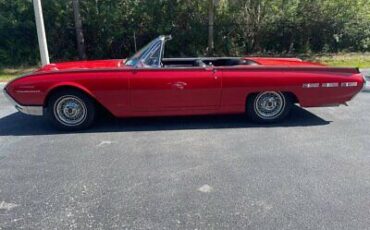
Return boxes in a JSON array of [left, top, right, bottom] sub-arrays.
[[247, 91, 292, 123], [47, 89, 96, 130]]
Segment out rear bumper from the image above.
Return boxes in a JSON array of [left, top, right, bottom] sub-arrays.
[[3, 88, 43, 116], [364, 76, 370, 91]]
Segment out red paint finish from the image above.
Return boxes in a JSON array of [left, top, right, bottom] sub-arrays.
[[245, 57, 324, 66], [130, 68, 221, 111], [5, 58, 365, 118], [38, 59, 126, 72]]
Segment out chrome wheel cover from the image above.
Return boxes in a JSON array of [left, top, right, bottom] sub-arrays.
[[254, 91, 285, 120], [53, 95, 87, 126]]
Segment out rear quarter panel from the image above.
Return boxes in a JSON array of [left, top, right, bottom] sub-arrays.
[[219, 67, 364, 111]]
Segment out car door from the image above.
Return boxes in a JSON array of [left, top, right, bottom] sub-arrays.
[[130, 67, 222, 111], [170, 67, 222, 109], [129, 68, 182, 111]]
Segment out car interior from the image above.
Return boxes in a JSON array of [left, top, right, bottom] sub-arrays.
[[161, 58, 259, 68], [126, 35, 260, 68]]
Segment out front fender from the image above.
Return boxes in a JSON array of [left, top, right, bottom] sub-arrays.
[[45, 82, 97, 106]]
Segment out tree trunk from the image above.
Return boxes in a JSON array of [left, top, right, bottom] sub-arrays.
[[72, 0, 87, 60], [208, 0, 215, 56]]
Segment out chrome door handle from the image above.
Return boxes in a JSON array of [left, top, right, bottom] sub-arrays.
[[168, 81, 187, 90]]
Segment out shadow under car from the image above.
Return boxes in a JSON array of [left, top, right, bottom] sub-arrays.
[[0, 105, 331, 136]]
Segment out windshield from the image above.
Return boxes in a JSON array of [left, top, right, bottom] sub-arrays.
[[125, 39, 161, 66]]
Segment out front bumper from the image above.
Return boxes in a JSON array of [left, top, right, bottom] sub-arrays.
[[2, 88, 43, 116]]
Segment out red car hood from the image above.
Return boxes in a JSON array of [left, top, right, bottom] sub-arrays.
[[245, 57, 325, 66], [37, 59, 127, 72]]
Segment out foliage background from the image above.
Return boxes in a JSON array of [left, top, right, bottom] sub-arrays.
[[0, 0, 370, 67]]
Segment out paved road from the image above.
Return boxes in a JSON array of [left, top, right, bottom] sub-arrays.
[[1, 85, 370, 229]]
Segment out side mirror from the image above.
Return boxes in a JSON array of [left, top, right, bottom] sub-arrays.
[[165, 35, 172, 41]]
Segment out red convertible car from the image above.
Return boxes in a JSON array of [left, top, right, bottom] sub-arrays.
[[3, 35, 365, 130]]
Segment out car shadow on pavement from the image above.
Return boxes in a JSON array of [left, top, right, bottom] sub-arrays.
[[0, 106, 331, 136]]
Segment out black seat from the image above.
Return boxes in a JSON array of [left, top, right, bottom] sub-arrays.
[[194, 59, 207, 67]]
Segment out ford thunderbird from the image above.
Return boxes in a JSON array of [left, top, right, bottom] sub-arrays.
[[3, 35, 365, 130]]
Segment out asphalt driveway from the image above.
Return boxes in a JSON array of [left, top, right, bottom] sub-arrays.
[[0, 79, 370, 229]]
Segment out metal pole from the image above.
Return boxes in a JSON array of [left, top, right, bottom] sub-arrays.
[[33, 0, 50, 65]]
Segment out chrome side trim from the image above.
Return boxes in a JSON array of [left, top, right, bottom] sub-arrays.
[[302, 83, 320, 88], [322, 82, 339, 88], [341, 82, 358, 87], [2, 89, 43, 116]]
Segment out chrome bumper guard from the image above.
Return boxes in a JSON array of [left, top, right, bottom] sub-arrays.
[[364, 76, 370, 91], [2, 88, 43, 116]]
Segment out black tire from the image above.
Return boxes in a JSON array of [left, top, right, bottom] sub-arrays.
[[46, 89, 96, 131], [246, 91, 292, 123]]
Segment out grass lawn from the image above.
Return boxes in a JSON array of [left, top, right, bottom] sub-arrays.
[[309, 53, 370, 68], [0, 68, 36, 82]]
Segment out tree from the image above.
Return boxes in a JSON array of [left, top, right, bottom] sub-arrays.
[[208, 0, 215, 55], [1, 0, 370, 66], [72, 0, 86, 59]]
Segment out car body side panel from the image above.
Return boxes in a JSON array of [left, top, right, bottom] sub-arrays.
[[5, 70, 130, 117], [283, 70, 364, 107], [5, 66, 364, 118], [220, 67, 299, 113], [219, 67, 364, 110], [129, 68, 221, 112]]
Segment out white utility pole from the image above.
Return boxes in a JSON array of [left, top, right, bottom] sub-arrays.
[[33, 0, 50, 65]]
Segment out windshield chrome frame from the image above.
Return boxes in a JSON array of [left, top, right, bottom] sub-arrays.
[[141, 39, 163, 68], [126, 35, 171, 68]]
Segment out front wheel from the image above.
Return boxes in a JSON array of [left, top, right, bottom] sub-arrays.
[[247, 91, 292, 123], [47, 89, 96, 130]]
